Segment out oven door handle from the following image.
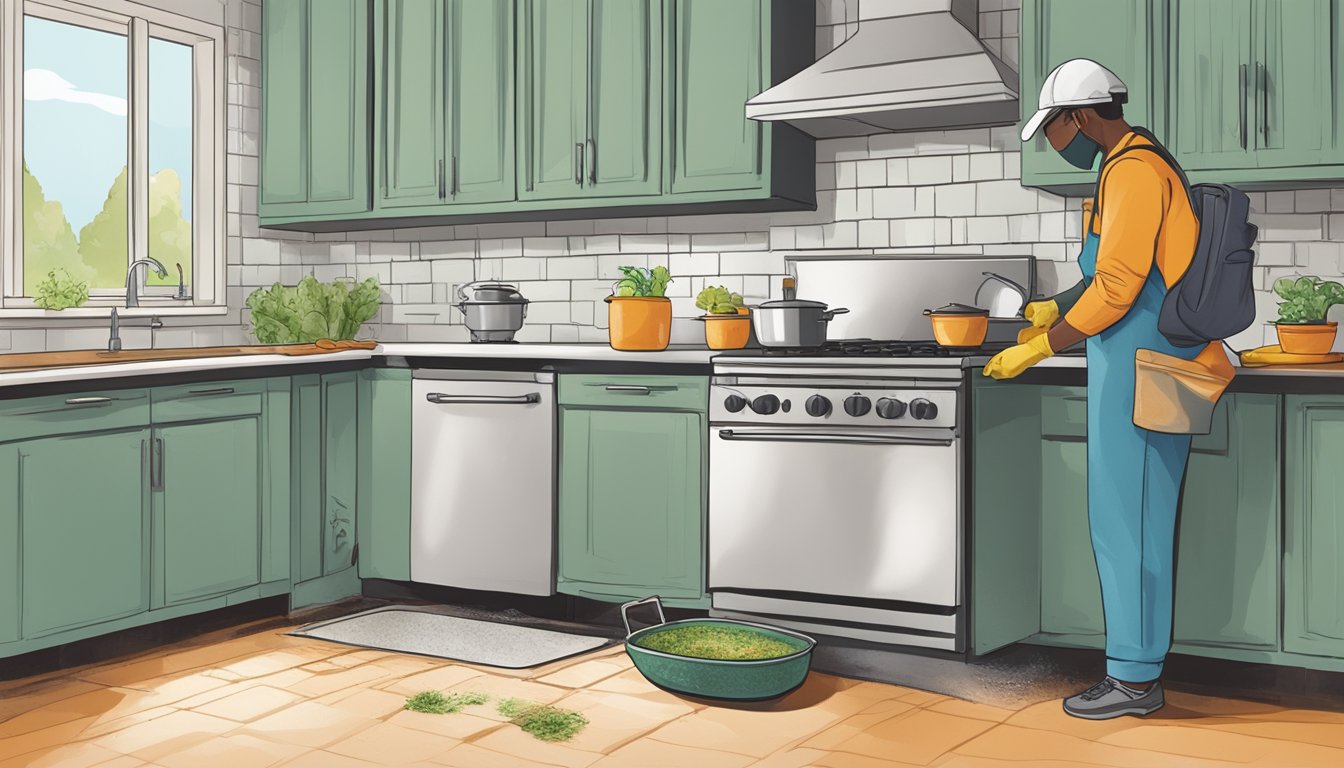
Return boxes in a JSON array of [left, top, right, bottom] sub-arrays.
[[715, 429, 953, 447], [426, 393, 542, 405]]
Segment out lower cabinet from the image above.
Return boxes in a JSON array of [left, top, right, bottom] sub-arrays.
[[356, 368, 411, 582], [1285, 395, 1344, 657], [1038, 389, 1103, 644], [556, 374, 707, 607]]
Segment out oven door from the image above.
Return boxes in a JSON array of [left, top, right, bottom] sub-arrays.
[[709, 425, 960, 608]]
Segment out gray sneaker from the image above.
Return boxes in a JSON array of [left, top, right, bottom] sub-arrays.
[[1062, 677, 1164, 720]]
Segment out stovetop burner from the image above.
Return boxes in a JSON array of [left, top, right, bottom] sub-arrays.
[[754, 339, 1013, 357]]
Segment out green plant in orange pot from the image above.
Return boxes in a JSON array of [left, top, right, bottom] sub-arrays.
[[695, 285, 750, 350], [606, 266, 673, 351], [1273, 276, 1344, 355]]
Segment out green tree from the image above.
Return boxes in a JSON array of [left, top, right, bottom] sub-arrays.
[[146, 168, 192, 287], [22, 162, 84, 295], [77, 166, 129, 289]]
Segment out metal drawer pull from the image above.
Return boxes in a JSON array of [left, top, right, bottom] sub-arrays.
[[150, 437, 164, 491], [575, 143, 584, 186], [1238, 63, 1248, 149], [426, 392, 541, 405], [586, 138, 596, 184], [716, 429, 954, 447], [187, 387, 235, 397], [604, 385, 652, 394], [64, 396, 113, 406], [1258, 62, 1269, 144]]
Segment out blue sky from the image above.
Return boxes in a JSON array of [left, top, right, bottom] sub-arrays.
[[23, 15, 193, 232]]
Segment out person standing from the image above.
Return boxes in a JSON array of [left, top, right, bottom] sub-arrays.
[[983, 58, 1204, 719]]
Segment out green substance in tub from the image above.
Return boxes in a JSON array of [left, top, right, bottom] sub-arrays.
[[497, 698, 589, 742], [403, 690, 489, 714], [633, 624, 801, 660]]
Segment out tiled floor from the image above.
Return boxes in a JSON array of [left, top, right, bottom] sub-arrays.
[[3, 616, 1344, 767]]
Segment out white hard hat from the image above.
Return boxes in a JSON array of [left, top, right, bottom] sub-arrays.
[[1020, 59, 1128, 142]]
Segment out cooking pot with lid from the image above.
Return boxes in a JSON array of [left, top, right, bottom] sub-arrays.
[[752, 298, 849, 347], [455, 281, 529, 342], [924, 302, 990, 347]]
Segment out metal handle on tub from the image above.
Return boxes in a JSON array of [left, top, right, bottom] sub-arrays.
[[620, 595, 667, 638]]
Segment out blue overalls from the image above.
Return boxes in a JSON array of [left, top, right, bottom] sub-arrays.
[[1078, 213, 1202, 683]]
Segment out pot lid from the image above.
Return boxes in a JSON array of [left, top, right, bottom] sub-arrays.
[[757, 298, 829, 309], [926, 302, 988, 315], [460, 282, 528, 304]]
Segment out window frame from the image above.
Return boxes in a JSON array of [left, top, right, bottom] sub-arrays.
[[0, 0, 225, 314]]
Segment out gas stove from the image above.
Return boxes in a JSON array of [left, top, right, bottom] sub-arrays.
[[748, 338, 1012, 358]]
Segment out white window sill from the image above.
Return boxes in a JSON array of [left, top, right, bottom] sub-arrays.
[[0, 305, 229, 319]]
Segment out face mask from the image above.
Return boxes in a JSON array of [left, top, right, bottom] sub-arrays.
[[1058, 129, 1101, 170]]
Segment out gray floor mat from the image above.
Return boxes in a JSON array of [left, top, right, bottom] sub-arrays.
[[288, 606, 617, 669]]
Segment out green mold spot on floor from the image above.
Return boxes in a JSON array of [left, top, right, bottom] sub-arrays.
[[403, 690, 490, 714], [497, 697, 589, 742]]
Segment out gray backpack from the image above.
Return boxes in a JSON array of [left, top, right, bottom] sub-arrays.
[[1095, 128, 1259, 347]]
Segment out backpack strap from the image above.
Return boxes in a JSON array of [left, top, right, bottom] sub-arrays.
[[1091, 128, 1196, 227]]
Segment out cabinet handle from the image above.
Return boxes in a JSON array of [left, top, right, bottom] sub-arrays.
[[586, 138, 596, 185], [437, 158, 446, 199], [426, 392, 541, 405], [603, 385, 652, 394], [451, 155, 458, 196], [151, 437, 164, 491], [63, 396, 112, 406], [187, 387, 234, 397], [1258, 62, 1269, 145], [1238, 63, 1248, 150], [575, 143, 584, 186]]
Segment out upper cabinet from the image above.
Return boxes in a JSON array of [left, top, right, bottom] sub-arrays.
[[260, 0, 815, 230], [260, 0, 372, 218], [1023, 0, 1344, 189]]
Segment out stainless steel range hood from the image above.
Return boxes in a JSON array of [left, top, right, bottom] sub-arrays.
[[746, 0, 1019, 138]]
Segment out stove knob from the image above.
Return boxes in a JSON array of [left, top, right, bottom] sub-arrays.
[[750, 394, 781, 415], [723, 394, 747, 413], [844, 394, 872, 417], [781, 399, 792, 413], [875, 397, 907, 420], [805, 395, 832, 417], [910, 398, 939, 420]]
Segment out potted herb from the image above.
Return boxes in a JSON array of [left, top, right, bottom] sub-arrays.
[[695, 285, 750, 350], [606, 266, 673, 351], [33, 269, 89, 310], [1273, 276, 1344, 354]]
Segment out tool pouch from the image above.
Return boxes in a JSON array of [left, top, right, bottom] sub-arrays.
[[1133, 344, 1235, 434]]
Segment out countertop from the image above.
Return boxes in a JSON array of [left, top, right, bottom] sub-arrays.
[[965, 352, 1344, 378], [0, 349, 375, 389], [377, 342, 720, 365]]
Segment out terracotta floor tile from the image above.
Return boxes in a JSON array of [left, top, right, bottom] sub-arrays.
[[1163, 691, 1288, 719], [90, 710, 237, 763], [954, 724, 1244, 768], [0, 740, 123, 768], [1199, 720, 1344, 750], [192, 686, 303, 722], [748, 747, 833, 767], [0, 688, 132, 739], [430, 743, 554, 767], [648, 699, 845, 758], [326, 721, 460, 765], [925, 699, 1018, 723], [0, 716, 98, 761], [929, 756, 1114, 768], [234, 701, 377, 749], [1098, 723, 1288, 762], [319, 688, 412, 720], [834, 709, 995, 765], [387, 710, 505, 741], [217, 651, 315, 680], [0, 681, 106, 723], [437, 676, 569, 722], [79, 706, 180, 742], [325, 650, 395, 668], [547, 689, 695, 753], [87, 756, 151, 767], [535, 659, 627, 689], [899, 690, 949, 707], [589, 738, 756, 768], [152, 733, 305, 768], [470, 725, 605, 768], [115, 671, 234, 707], [268, 750, 382, 768], [379, 665, 488, 697], [1002, 699, 1138, 741], [363, 656, 445, 678], [585, 668, 709, 711], [285, 664, 395, 699], [801, 705, 917, 751], [808, 752, 926, 768]]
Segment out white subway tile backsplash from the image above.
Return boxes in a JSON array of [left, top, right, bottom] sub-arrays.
[[720, 251, 788, 274], [670, 251, 720, 276], [858, 219, 890, 248], [935, 184, 977, 217], [907, 156, 954, 185]]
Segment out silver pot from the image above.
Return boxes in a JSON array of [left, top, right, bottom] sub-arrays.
[[751, 299, 849, 347], [455, 281, 529, 343]]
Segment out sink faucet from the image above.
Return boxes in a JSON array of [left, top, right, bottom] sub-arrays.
[[125, 257, 168, 308]]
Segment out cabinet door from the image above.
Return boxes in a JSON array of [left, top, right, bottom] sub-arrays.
[[292, 375, 324, 584], [448, 0, 516, 204], [323, 373, 358, 575], [1039, 436, 1105, 644], [1253, 0, 1339, 168], [670, 0, 764, 194], [585, 0, 661, 197], [357, 369, 412, 581], [559, 408, 704, 600], [20, 430, 149, 638], [1019, 0, 1164, 186], [306, 0, 372, 215], [159, 419, 261, 606], [1170, 0, 1253, 172], [519, 0, 589, 200], [1285, 396, 1344, 657], [260, 0, 308, 209], [0, 446, 20, 643], [1173, 394, 1280, 651], [380, 0, 446, 208]]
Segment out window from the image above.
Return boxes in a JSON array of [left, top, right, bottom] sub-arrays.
[[1, 0, 224, 311]]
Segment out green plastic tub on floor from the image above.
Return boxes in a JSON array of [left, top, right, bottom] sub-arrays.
[[621, 596, 816, 701]]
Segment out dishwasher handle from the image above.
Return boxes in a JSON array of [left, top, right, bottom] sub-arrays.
[[425, 392, 542, 405], [716, 429, 953, 447]]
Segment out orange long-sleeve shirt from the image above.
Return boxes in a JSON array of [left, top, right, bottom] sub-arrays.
[[1064, 131, 1198, 337]]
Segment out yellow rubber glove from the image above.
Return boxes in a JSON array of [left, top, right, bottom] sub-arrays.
[[1017, 325, 1048, 344], [1024, 299, 1060, 329], [982, 332, 1055, 380]]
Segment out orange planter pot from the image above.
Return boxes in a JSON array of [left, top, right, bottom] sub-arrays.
[[703, 314, 751, 350], [1276, 322, 1339, 355], [607, 296, 672, 351]]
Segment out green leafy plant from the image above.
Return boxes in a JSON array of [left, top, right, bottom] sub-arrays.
[[497, 698, 588, 742], [403, 690, 490, 714], [33, 269, 89, 310], [695, 285, 745, 315], [1273, 276, 1344, 323], [245, 275, 381, 344], [613, 265, 672, 297]]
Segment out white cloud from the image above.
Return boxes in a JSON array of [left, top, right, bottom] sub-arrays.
[[24, 68, 127, 116]]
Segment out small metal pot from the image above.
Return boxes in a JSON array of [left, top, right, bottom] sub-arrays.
[[455, 282, 529, 343], [924, 302, 990, 347], [751, 299, 849, 347]]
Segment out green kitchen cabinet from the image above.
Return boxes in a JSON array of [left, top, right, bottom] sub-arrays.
[[17, 430, 151, 639], [1285, 395, 1344, 657], [1169, 0, 1255, 172], [357, 369, 412, 582], [519, 0, 662, 201], [1251, 0, 1340, 169], [557, 374, 707, 607], [260, 0, 371, 218], [157, 418, 262, 607], [291, 373, 362, 607], [1020, 0, 1167, 188], [0, 446, 16, 644], [378, 0, 515, 209], [323, 373, 359, 575]]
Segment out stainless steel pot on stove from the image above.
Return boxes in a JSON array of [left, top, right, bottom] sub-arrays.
[[751, 298, 849, 347], [454, 281, 529, 342]]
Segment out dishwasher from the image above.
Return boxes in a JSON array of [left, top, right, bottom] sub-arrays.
[[411, 369, 555, 596]]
